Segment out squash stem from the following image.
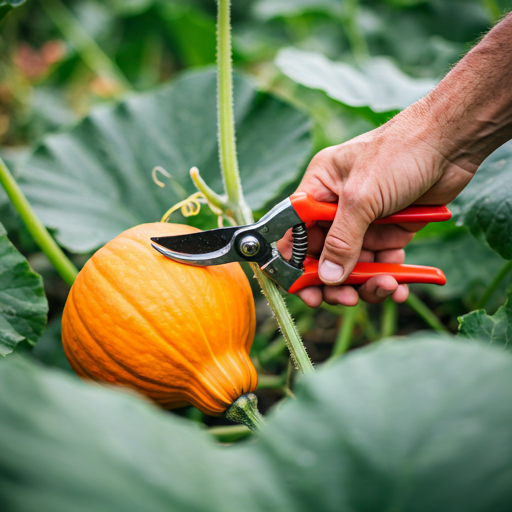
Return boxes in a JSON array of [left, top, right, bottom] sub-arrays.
[[0, 158, 78, 286], [225, 393, 266, 433], [215, 0, 314, 376]]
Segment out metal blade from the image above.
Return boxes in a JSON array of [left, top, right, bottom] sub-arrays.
[[151, 227, 239, 255], [151, 226, 242, 266]]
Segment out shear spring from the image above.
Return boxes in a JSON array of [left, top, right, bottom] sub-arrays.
[[290, 224, 308, 269]]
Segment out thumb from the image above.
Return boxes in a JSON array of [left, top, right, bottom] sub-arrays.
[[318, 197, 373, 285]]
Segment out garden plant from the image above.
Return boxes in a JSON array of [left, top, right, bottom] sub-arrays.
[[1, 0, 512, 510]]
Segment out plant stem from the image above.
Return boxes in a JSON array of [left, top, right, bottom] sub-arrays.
[[216, 0, 314, 376], [216, 0, 245, 218], [331, 305, 358, 359], [0, 158, 78, 286], [189, 167, 227, 212], [342, 0, 369, 64], [405, 292, 447, 332], [38, 0, 131, 91], [224, 393, 266, 433], [380, 299, 397, 339], [475, 259, 512, 310], [208, 424, 252, 442]]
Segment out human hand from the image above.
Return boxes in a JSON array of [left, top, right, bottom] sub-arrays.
[[282, 105, 476, 308]]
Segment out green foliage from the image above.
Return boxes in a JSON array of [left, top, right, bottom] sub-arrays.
[[406, 223, 509, 305], [0, 0, 25, 21], [2, 337, 512, 511], [252, 0, 343, 20], [451, 141, 512, 260], [19, 68, 312, 253], [276, 48, 436, 116], [458, 289, 512, 349], [0, 222, 48, 356]]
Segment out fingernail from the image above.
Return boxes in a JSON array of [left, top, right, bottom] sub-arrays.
[[319, 260, 344, 283]]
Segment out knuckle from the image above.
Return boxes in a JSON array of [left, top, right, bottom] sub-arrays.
[[324, 234, 356, 259]]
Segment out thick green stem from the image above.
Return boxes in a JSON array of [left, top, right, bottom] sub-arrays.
[[38, 0, 131, 91], [380, 299, 397, 339], [224, 393, 266, 433], [331, 305, 359, 359], [405, 292, 447, 332], [216, 0, 247, 219], [0, 158, 78, 286], [475, 260, 512, 310], [216, 0, 314, 376]]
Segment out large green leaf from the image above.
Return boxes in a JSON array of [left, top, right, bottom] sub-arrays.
[[276, 48, 436, 114], [451, 141, 512, 260], [406, 222, 509, 304], [18, 68, 312, 253], [252, 0, 343, 20], [458, 290, 512, 349], [0, 222, 48, 356], [2, 337, 512, 511], [0, 0, 25, 21]]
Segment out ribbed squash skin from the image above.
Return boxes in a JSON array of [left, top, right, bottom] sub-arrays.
[[62, 223, 257, 416]]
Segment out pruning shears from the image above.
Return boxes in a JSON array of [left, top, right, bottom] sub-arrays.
[[151, 192, 451, 294]]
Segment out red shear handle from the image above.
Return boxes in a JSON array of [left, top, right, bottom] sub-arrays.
[[289, 192, 451, 224], [288, 258, 446, 294]]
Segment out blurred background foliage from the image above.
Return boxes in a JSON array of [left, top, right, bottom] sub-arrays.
[[1, 0, 512, 421]]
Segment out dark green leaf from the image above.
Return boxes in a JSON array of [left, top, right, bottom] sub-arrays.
[[276, 48, 436, 114], [406, 222, 509, 304], [2, 337, 512, 511], [19, 69, 312, 253], [0, 222, 48, 356], [451, 141, 512, 260], [0, 0, 25, 21], [458, 289, 512, 349]]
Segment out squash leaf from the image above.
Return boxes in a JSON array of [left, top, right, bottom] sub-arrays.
[[0, 222, 48, 356], [406, 222, 510, 307], [458, 289, 512, 349], [2, 337, 512, 511], [451, 141, 512, 260], [275, 48, 436, 115], [18, 68, 312, 253], [252, 0, 343, 20]]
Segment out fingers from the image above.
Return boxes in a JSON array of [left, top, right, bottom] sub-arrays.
[[318, 192, 373, 285], [358, 275, 399, 304]]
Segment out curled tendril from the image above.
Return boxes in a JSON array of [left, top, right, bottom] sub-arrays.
[[152, 166, 171, 188], [160, 192, 206, 223]]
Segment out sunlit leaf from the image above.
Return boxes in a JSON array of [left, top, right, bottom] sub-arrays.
[[18, 68, 312, 253], [458, 290, 512, 349], [276, 47, 435, 114], [2, 337, 512, 510], [252, 0, 343, 20], [0, 222, 48, 356], [451, 141, 512, 260]]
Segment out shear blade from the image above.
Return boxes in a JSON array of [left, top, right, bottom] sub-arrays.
[[151, 226, 242, 266]]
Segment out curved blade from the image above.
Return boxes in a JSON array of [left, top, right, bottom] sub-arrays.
[[151, 227, 241, 266]]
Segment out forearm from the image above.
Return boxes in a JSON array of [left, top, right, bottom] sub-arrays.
[[416, 13, 512, 173]]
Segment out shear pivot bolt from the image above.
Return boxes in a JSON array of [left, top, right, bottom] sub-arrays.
[[240, 235, 260, 257]]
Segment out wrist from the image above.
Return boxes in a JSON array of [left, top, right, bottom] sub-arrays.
[[406, 13, 512, 173]]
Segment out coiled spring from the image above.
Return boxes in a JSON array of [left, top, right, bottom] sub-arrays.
[[290, 223, 308, 269]]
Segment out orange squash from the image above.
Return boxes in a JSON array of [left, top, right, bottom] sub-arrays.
[[62, 223, 258, 416]]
